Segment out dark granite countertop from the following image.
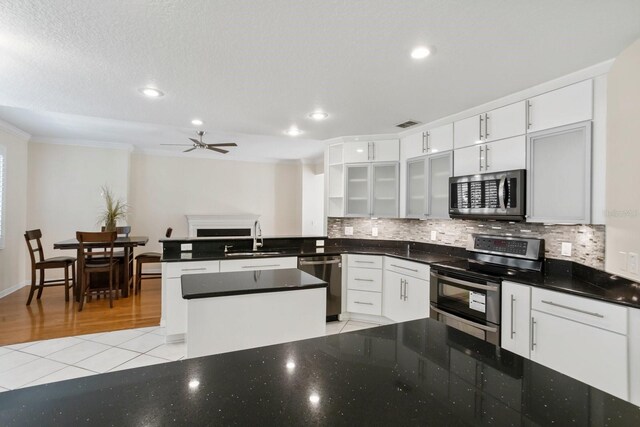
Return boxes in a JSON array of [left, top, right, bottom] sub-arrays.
[[181, 268, 327, 299], [1, 318, 638, 426]]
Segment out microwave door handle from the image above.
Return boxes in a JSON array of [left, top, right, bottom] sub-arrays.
[[431, 305, 498, 333], [498, 177, 507, 210]]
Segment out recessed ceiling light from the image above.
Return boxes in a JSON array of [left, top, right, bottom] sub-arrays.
[[188, 379, 200, 389], [139, 87, 164, 98], [191, 119, 203, 126], [309, 393, 320, 404], [285, 127, 302, 137], [308, 111, 328, 121], [411, 46, 431, 59]]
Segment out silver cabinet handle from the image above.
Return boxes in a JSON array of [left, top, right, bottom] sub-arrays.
[[484, 113, 490, 138], [354, 301, 373, 306], [422, 132, 427, 153], [181, 267, 207, 272], [510, 295, 516, 339], [531, 317, 536, 351], [479, 115, 484, 140], [354, 278, 374, 282], [426, 131, 431, 152], [298, 259, 341, 266], [485, 145, 490, 170], [241, 264, 280, 269], [479, 146, 484, 171], [431, 272, 499, 291], [526, 101, 532, 130], [431, 305, 498, 332], [354, 260, 375, 264], [540, 300, 604, 318], [399, 278, 403, 300], [404, 279, 408, 301], [390, 264, 418, 273]]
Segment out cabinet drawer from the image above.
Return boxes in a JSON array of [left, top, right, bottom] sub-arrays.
[[347, 290, 382, 316], [531, 288, 627, 334], [165, 261, 220, 278], [348, 255, 382, 269], [347, 267, 382, 292], [219, 257, 297, 272], [384, 257, 430, 281]]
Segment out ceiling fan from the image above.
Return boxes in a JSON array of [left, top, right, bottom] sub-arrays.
[[161, 131, 238, 154]]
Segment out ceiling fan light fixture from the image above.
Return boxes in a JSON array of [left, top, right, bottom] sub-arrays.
[[284, 127, 302, 137], [191, 119, 203, 126], [139, 87, 164, 98]]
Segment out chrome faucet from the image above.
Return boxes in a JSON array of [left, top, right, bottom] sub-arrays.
[[253, 220, 263, 251]]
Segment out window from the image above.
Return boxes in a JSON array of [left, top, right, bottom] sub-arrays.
[[0, 145, 5, 249]]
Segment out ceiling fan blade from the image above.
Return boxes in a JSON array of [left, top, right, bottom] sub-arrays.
[[207, 143, 238, 147], [188, 138, 202, 145], [206, 146, 229, 154], [161, 143, 193, 146], [183, 147, 197, 153]]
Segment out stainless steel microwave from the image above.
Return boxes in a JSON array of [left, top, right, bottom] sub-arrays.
[[449, 169, 526, 221]]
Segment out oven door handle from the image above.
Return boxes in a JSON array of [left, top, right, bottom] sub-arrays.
[[498, 177, 507, 210], [431, 305, 499, 333], [430, 272, 499, 292]]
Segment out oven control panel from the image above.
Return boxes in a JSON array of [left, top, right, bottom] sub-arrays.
[[469, 235, 543, 260]]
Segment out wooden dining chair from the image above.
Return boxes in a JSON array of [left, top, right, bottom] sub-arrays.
[[134, 227, 172, 294], [76, 231, 119, 311], [24, 229, 76, 305]]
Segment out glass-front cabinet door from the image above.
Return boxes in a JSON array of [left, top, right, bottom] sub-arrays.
[[406, 158, 427, 217], [345, 164, 370, 216], [427, 152, 452, 218], [372, 163, 399, 217]]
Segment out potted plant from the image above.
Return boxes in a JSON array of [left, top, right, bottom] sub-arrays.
[[98, 185, 128, 231]]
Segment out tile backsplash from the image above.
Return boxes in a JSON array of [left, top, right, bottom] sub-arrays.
[[328, 217, 605, 269]]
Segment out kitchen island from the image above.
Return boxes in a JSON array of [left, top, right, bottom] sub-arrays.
[[182, 268, 327, 358], [1, 318, 638, 426]]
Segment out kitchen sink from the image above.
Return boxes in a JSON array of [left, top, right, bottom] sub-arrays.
[[225, 251, 284, 257]]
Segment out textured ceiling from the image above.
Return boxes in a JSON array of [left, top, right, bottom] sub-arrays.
[[0, 0, 639, 159]]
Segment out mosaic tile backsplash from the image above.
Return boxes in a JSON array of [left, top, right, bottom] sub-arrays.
[[327, 217, 605, 269]]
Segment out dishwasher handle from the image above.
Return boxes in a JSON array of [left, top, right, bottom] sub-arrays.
[[298, 258, 341, 266]]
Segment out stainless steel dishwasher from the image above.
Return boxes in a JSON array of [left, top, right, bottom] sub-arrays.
[[298, 255, 342, 321]]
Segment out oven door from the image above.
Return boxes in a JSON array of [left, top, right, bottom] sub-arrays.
[[430, 304, 500, 346]]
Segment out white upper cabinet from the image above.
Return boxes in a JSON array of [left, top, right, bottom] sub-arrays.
[[401, 132, 424, 160], [527, 80, 593, 133], [484, 102, 527, 143], [454, 135, 526, 176], [425, 123, 454, 154], [454, 102, 526, 149], [344, 140, 399, 163]]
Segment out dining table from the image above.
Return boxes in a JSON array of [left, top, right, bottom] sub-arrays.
[[53, 236, 149, 299]]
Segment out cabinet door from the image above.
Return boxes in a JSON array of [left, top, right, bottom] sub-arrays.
[[343, 141, 371, 163], [484, 101, 526, 143], [527, 122, 591, 223], [345, 164, 370, 216], [453, 144, 483, 176], [406, 157, 427, 218], [401, 132, 425, 160], [427, 123, 453, 153], [166, 277, 187, 337], [501, 281, 531, 358], [454, 115, 482, 149], [531, 310, 628, 400], [427, 152, 452, 218], [372, 139, 400, 162], [219, 257, 297, 272], [484, 135, 526, 173], [528, 80, 593, 133], [371, 163, 398, 217], [383, 270, 429, 322]]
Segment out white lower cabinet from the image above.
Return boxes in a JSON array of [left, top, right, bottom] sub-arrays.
[[501, 282, 630, 401], [501, 281, 531, 358], [219, 257, 297, 272], [382, 270, 429, 322], [347, 289, 382, 316]]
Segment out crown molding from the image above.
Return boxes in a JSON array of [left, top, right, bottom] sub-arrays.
[[30, 137, 134, 151], [0, 118, 31, 141]]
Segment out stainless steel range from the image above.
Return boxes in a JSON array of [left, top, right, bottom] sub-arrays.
[[429, 234, 544, 345]]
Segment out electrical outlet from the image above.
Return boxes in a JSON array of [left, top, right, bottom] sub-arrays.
[[619, 252, 628, 271], [430, 231, 437, 241], [316, 240, 325, 247], [344, 226, 353, 236], [371, 227, 378, 237], [629, 252, 639, 274], [181, 243, 192, 251], [561, 242, 572, 257]]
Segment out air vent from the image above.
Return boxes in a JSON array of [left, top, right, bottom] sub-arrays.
[[395, 120, 421, 129]]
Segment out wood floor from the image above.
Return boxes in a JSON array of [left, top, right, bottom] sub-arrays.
[[0, 278, 161, 346]]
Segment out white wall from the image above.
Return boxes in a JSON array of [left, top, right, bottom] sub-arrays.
[[605, 38, 640, 280], [27, 142, 131, 261], [301, 161, 325, 236], [0, 125, 28, 296], [128, 152, 302, 254]]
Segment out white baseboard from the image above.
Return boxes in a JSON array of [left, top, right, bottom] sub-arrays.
[[0, 280, 29, 299]]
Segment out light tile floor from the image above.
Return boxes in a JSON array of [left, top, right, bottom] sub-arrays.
[[0, 320, 379, 392]]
